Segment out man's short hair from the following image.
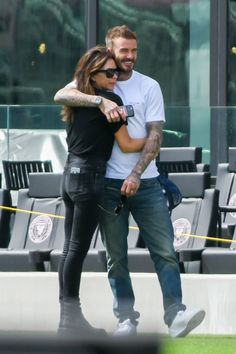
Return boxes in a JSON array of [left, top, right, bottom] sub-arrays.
[[105, 25, 137, 48]]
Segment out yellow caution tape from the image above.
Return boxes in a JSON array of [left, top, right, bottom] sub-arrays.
[[129, 226, 236, 244], [0, 205, 235, 244], [0, 205, 65, 219]]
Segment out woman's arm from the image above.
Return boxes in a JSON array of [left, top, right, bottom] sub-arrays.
[[114, 125, 146, 153]]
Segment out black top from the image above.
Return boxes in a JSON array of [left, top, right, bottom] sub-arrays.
[[66, 89, 124, 161]]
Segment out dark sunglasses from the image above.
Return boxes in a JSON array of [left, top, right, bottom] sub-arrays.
[[97, 68, 120, 79], [98, 195, 126, 217], [114, 195, 127, 215]]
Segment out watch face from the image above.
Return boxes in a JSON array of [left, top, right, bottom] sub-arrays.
[[96, 96, 102, 104]]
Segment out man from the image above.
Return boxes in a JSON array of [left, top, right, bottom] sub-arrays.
[[54, 25, 205, 337]]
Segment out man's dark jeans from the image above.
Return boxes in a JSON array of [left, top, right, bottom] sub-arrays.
[[99, 177, 186, 326]]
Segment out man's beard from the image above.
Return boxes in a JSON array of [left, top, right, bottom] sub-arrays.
[[117, 59, 135, 73]]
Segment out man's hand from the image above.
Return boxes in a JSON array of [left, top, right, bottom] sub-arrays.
[[121, 172, 140, 197], [99, 97, 127, 123]]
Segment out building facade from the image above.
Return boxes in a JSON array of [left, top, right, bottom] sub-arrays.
[[0, 0, 235, 172]]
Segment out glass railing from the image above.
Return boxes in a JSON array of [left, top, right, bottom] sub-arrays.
[[0, 105, 235, 187], [0, 105, 66, 178]]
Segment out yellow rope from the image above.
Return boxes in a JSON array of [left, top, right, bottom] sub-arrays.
[[129, 226, 236, 244], [0, 205, 65, 219], [0, 205, 235, 244]]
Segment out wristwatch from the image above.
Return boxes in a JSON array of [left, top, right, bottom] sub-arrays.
[[95, 96, 102, 105]]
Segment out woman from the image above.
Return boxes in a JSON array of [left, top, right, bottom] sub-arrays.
[[58, 45, 146, 336]]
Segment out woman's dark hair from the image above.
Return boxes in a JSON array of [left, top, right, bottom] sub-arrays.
[[62, 45, 115, 122]]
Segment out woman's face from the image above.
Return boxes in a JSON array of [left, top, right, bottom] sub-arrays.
[[92, 58, 119, 91]]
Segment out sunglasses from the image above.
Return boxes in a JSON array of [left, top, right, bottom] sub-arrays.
[[114, 195, 127, 215], [97, 68, 120, 79], [98, 195, 127, 216]]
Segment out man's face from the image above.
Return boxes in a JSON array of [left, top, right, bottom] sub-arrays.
[[111, 37, 137, 74]]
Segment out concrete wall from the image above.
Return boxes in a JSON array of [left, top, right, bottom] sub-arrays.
[[0, 272, 235, 335]]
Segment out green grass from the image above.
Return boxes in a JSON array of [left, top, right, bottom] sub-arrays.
[[161, 335, 236, 354]]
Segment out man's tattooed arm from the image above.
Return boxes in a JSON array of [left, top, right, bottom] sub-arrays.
[[121, 121, 163, 196], [54, 87, 126, 122], [131, 121, 163, 177], [54, 88, 99, 107]]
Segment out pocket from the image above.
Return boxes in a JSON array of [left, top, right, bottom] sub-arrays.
[[68, 172, 95, 201], [99, 185, 121, 213]]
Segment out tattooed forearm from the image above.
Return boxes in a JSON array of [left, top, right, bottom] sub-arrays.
[[54, 88, 100, 107], [131, 121, 163, 178]]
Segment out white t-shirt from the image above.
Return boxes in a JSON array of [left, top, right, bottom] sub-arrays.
[[107, 70, 165, 179], [65, 70, 165, 179]]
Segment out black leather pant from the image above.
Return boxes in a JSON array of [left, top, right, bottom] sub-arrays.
[[59, 153, 106, 301]]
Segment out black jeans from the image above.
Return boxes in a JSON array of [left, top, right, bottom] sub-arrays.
[[59, 154, 106, 302]]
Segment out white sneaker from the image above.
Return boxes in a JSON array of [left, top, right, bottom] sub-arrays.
[[114, 319, 137, 336], [169, 309, 205, 338]]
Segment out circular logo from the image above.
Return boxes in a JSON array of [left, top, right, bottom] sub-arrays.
[[28, 215, 53, 244], [173, 218, 191, 250], [229, 193, 236, 218]]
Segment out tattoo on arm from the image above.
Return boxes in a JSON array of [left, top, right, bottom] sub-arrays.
[[54, 88, 98, 107], [131, 121, 163, 178]]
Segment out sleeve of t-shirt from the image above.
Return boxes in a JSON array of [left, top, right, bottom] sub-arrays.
[[108, 120, 124, 134], [101, 91, 123, 106], [65, 80, 77, 89], [145, 82, 165, 123]]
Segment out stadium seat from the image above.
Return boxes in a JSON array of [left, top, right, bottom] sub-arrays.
[[127, 172, 219, 273], [0, 189, 12, 247], [2, 160, 53, 191], [201, 147, 236, 274], [49, 226, 107, 273], [169, 172, 218, 273], [0, 172, 64, 271], [28, 181, 110, 273], [215, 147, 236, 238], [156, 147, 210, 177], [201, 227, 236, 274]]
